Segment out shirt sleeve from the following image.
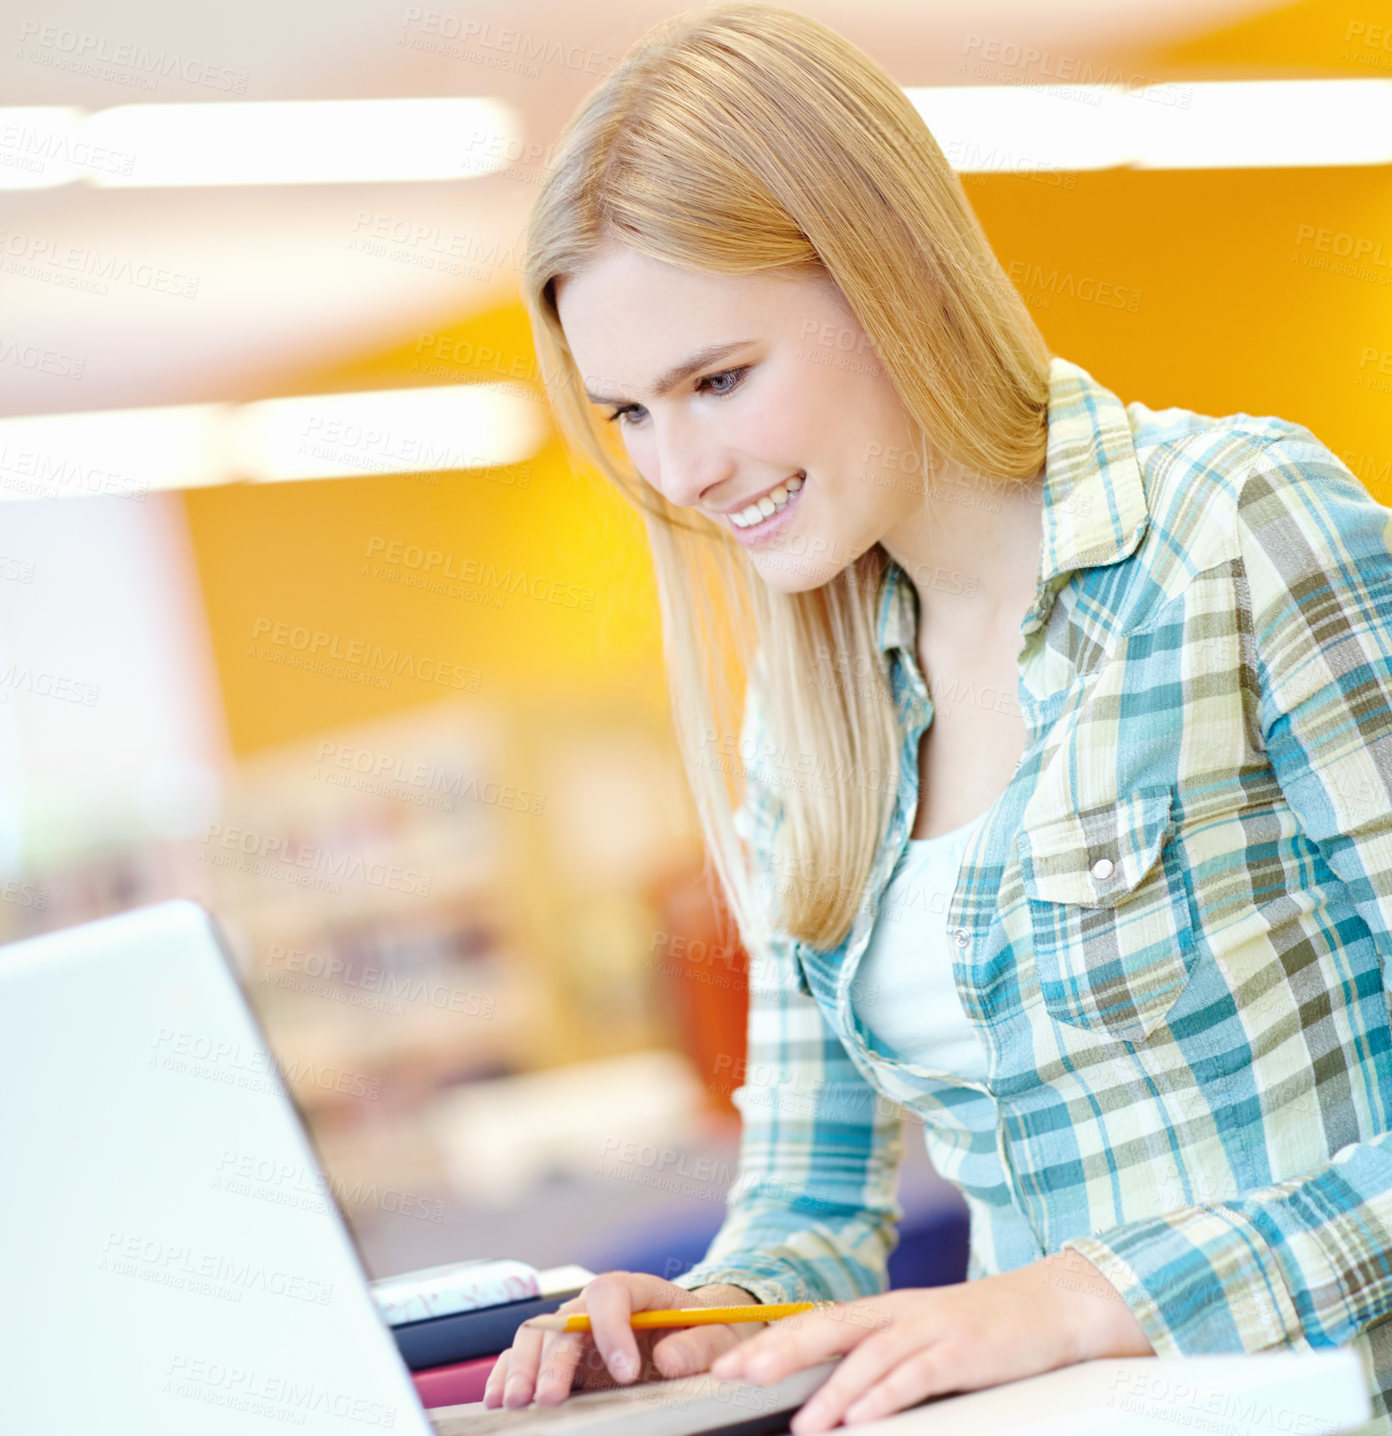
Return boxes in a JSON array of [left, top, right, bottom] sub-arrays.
[[1059, 432, 1392, 1356], [671, 665, 905, 1305]]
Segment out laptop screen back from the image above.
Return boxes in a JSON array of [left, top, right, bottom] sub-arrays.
[[0, 898, 435, 1435]]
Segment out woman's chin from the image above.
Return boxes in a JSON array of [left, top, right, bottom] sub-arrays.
[[751, 543, 844, 593]]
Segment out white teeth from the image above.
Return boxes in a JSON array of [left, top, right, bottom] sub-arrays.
[[730, 475, 804, 528]]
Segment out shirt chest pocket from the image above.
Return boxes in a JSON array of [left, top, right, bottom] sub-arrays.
[[1016, 784, 1196, 1043]]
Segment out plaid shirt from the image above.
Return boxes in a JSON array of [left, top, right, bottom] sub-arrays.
[[673, 356, 1392, 1427]]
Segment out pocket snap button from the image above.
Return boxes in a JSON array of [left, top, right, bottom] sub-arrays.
[[1090, 856, 1115, 880]]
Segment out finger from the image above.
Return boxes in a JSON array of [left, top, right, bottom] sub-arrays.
[[583, 1275, 643, 1383], [533, 1330, 593, 1406], [651, 1321, 748, 1379], [502, 1289, 595, 1407], [574, 1334, 648, 1391], [840, 1346, 949, 1427], [713, 1302, 886, 1384], [482, 1350, 509, 1408], [789, 1327, 941, 1434], [501, 1322, 549, 1407]]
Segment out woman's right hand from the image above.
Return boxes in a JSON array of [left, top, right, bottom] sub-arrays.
[[482, 1274, 765, 1409]]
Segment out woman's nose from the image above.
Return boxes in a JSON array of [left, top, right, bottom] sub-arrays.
[[651, 430, 731, 510]]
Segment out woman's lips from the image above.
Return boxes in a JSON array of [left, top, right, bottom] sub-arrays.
[[727, 472, 805, 529], [726, 473, 806, 547]]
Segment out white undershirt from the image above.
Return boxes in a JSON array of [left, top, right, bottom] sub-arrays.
[[851, 809, 990, 1080]]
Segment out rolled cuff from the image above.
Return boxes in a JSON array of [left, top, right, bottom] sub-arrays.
[[669, 1249, 851, 1308], [1059, 1203, 1307, 1358]]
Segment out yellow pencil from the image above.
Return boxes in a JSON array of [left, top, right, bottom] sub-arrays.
[[525, 1301, 825, 1333]]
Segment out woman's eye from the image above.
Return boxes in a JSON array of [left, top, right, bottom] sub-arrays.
[[700, 366, 748, 397], [603, 366, 749, 429]]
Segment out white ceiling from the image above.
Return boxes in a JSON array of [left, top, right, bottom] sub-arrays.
[[0, 0, 1274, 420]]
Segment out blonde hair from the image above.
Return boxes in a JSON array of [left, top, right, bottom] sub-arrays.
[[520, 1, 1051, 956]]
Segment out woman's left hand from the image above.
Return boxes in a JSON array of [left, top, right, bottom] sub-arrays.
[[707, 1251, 1155, 1433]]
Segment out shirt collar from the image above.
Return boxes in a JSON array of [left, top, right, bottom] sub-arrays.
[[875, 355, 1150, 653]]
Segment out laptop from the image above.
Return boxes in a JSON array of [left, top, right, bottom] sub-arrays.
[[0, 899, 1373, 1436], [0, 898, 837, 1436], [0, 898, 443, 1434]]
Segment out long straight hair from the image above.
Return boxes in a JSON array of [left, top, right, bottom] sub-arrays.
[[520, 1, 1051, 957]]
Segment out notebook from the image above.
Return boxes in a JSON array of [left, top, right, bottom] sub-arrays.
[[395, 1289, 587, 1370], [414, 1355, 503, 1410], [374, 1258, 542, 1326]]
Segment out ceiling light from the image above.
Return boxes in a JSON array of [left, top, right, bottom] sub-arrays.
[[0, 98, 522, 188], [0, 384, 546, 499]]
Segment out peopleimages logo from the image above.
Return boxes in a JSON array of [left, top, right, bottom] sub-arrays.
[[263, 943, 498, 1018], [0, 879, 48, 909], [150, 1026, 383, 1100], [0, 661, 100, 706], [364, 536, 597, 612], [312, 740, 547, 816], [250, 617, 475, 690], [213, 1149, 447, 1223], [203, 823, 434, 896], [164, 1354, 396, 1429], [100, 1230, 334, 1306]]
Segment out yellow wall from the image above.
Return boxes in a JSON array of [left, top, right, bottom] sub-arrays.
[[182, 305, 663, 755], [1139, 0, 1391, 73], [184, 0, 1392, 757], [966, 164, 1391, 480]]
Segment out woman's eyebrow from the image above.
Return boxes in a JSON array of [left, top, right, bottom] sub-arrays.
[[584, 339, 756, 406]]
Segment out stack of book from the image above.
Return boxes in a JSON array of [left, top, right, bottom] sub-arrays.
[[372, 1258, 596, 1408]]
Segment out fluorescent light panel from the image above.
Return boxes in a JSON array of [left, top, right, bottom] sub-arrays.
[[0, 385, 546, 500], [0, 403, 231, 501], [234, 385, 546, 482], [908, 79, 1392, 171], [2, 83, 1387, 189], [0, 98, 521, 188], [1130, 80, 1392, 169]]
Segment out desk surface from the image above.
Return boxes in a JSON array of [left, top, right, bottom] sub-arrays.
[[422, 1350, 1373, 1436]]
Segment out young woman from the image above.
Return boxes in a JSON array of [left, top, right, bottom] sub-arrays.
[[485, 3, 1392, 1429]]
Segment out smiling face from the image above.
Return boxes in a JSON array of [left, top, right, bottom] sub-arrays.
[[553, 240, 927, 592]]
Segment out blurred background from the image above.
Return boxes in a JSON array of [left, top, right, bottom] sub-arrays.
[[1, 0, 1389, 1291]]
